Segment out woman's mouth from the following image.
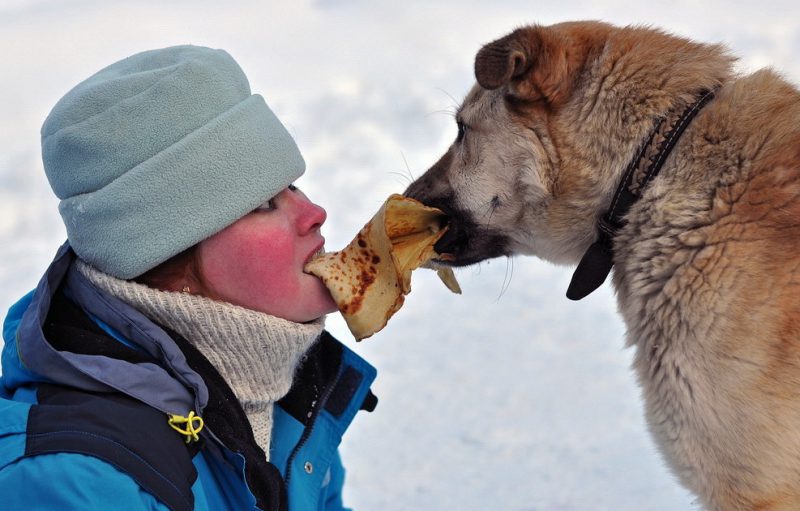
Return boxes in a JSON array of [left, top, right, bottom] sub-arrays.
[[305, 244, 326, 267]]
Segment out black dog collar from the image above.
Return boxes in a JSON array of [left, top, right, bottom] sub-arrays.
[[566, 89, 716, 301]]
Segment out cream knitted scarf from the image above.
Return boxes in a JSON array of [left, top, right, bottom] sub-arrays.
[[76, 260, 324, 458]]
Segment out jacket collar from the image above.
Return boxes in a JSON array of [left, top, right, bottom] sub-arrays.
[[6, 242, 207, 415]]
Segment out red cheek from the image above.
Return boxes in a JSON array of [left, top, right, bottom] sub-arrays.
[[200, 223, 300, 310], [236, 233, 296, 290]]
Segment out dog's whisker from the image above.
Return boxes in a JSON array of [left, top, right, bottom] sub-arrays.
[[387, 171, 413, 187], [426, 108, 458, 119], [495, 256, 514, 302], [435, 87, 462, 112], [479, 194, 503, 226], [475, 197, 493, 218], [400, 152, 417, 183], [385, 152, 419, 187]]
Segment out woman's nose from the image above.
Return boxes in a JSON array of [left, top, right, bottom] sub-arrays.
[[288, 190, 327, 233]]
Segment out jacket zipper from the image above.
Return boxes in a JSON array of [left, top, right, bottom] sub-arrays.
[[283, 362, 344, 489]]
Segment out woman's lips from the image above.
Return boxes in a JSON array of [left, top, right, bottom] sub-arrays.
[[304, 242, 326, 267]]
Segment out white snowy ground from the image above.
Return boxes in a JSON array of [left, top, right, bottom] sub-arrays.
[[2, 1, 800, 509]]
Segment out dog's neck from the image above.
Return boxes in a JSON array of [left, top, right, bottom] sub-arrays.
[[566, 89, 716, 300]]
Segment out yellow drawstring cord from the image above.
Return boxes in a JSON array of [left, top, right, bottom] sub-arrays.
[[168, 411, 204, 443]]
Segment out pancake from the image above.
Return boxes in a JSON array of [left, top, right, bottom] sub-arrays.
[[305, 194, 460, 340]]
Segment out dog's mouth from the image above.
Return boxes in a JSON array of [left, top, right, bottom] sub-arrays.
[[422, 198, 510, 267], [435, 224, 510, 267]]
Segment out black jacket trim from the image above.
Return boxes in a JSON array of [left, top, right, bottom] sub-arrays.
[[278, 333, 378, 424], [43, 286, 155, 365], [278, 333, 343, 426], [27, 384, 197, 511], [40, 286, 287, 511], [325, 366, 363, 418]]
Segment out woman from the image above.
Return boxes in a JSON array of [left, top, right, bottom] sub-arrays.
[[0, 45, 377, 510]]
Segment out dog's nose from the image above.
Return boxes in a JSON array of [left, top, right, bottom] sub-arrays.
[[404, 150, 455, 202]]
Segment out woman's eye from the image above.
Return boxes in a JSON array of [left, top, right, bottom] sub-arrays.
[[456, 121, 466, 143], [255, 198, 276, 211], [256, 184, 298, 212]]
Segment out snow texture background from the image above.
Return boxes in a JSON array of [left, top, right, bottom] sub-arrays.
[[2, 1, 799, 509]]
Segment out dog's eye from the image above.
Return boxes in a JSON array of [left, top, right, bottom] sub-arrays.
[[456, 121, 466, 143]]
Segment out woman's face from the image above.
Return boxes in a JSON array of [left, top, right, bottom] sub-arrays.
[[196, 185, 337, 323]]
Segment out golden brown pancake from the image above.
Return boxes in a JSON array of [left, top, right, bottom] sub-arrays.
[[305, 194, 459, 340]]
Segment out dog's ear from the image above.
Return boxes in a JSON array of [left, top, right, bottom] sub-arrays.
[[474, 25, 585, 106]]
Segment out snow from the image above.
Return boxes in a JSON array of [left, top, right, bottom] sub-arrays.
[[2, 1, 799, 509]]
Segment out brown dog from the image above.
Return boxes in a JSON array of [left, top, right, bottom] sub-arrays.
[[405, 21, 800, 510]]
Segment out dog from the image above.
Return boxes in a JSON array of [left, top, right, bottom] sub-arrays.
[[404, 21, 800, 510]]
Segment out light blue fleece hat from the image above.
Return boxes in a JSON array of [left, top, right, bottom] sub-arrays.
[[41, 45, 304, 279]]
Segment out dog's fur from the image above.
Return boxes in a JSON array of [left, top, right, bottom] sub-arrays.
[[405, 21, 800, 510]]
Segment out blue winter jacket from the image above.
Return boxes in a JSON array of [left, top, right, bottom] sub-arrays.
[[0, 243, 377, 510]]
